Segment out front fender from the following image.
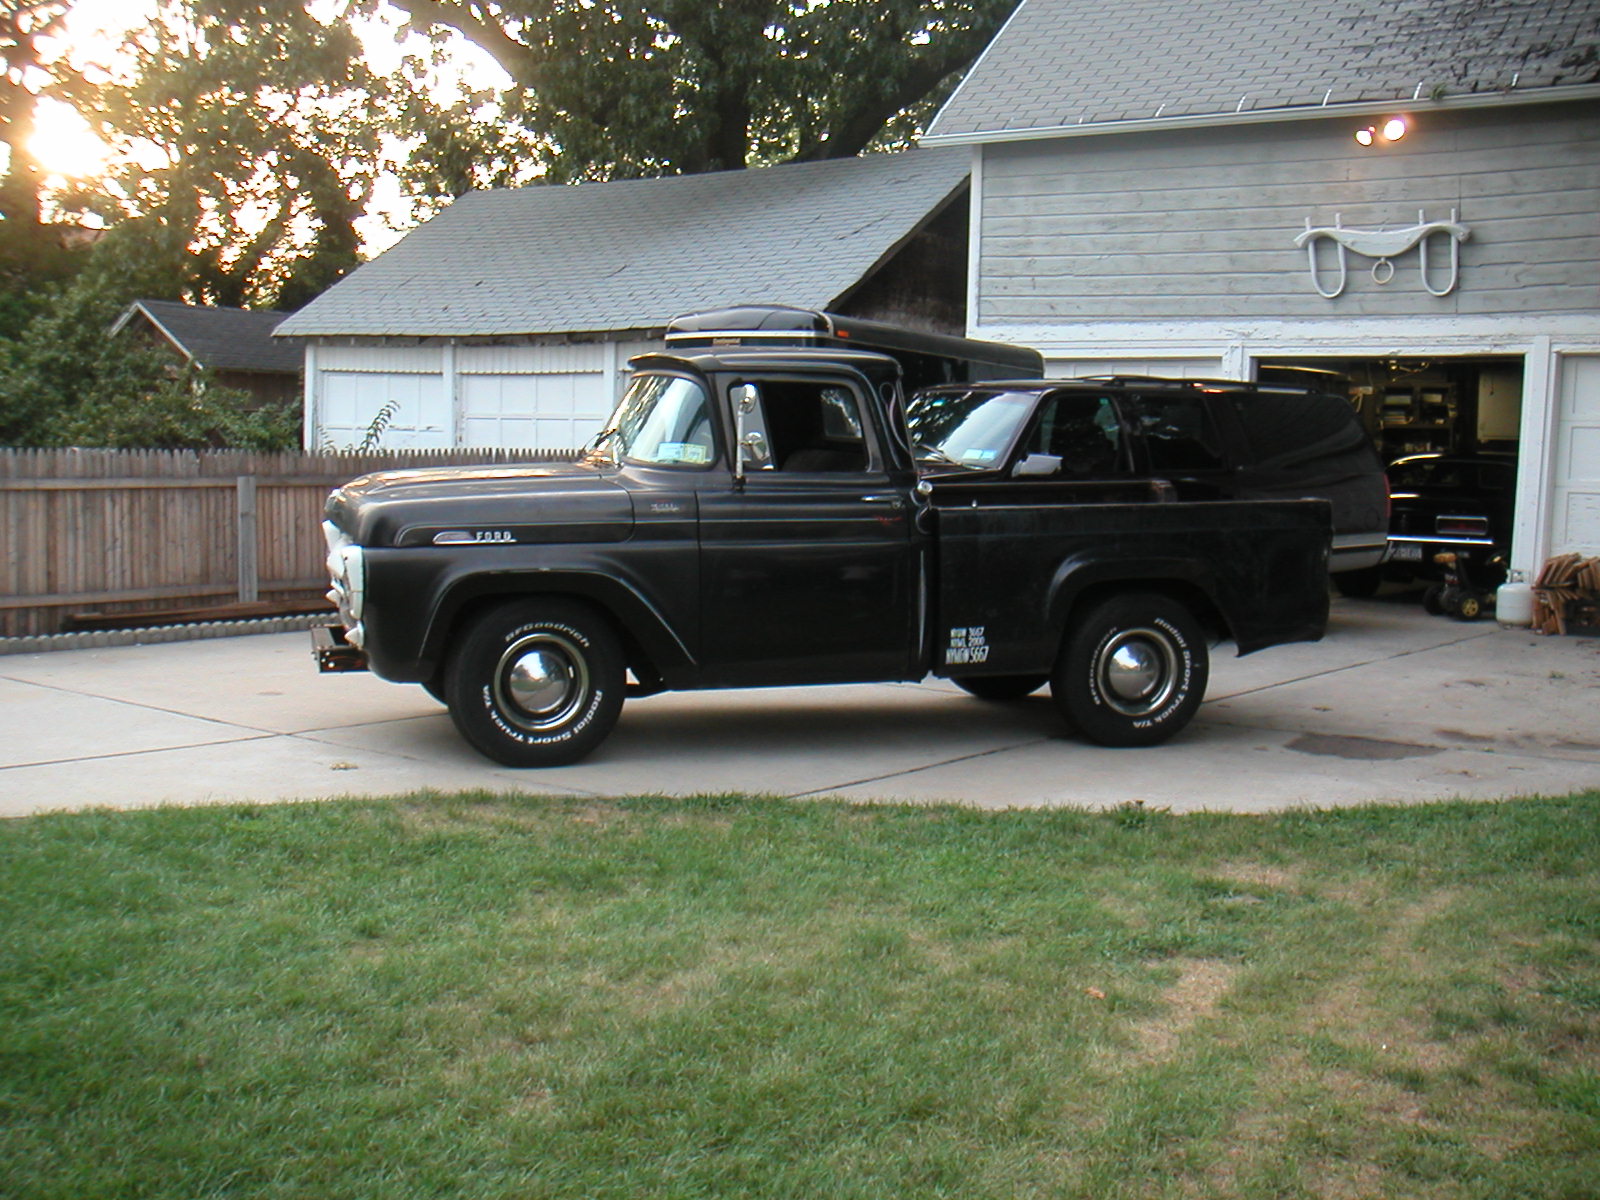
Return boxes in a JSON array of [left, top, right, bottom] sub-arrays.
[[357, 544, 698, 686], [421, 567, 697, 687]]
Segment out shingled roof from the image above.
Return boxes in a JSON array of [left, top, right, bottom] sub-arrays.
[[275, 149, 970, 340], [113, 300, 301, 374], [927, 0, 1600, 142]]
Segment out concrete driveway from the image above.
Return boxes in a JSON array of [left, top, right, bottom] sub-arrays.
[[2, 597, 1597, 818]]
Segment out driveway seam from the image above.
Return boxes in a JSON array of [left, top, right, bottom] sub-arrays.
[[0, 674, 290, 738], [1, 732, 281, 773], [784, 736, 1057, 799]]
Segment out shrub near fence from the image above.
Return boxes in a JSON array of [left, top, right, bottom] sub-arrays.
[[0, 447, 579, 639]]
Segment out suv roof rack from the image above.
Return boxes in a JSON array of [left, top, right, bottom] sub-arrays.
[[1072, 375, 1328, 396]]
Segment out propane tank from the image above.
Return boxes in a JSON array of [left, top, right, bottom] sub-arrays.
[[1496, 581, 1533, 627]]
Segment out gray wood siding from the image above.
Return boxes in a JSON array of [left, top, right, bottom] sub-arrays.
[[979, 99, 1600, 324]]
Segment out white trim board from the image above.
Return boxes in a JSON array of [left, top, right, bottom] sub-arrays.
[[970, 316, 1600, 358]]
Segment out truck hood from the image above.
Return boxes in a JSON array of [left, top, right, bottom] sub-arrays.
[[326, 460, 634, 548]]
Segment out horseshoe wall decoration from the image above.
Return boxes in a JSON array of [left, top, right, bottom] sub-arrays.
[[1294, 210, 1470, 298]]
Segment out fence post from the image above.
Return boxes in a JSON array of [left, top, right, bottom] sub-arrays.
[[236, 475, 259, 603]]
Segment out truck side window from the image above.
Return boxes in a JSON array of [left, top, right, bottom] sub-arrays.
[[1027, 394, 1125, 476], [748, 381, 870, 473], [1125, 395, 1226, 472]]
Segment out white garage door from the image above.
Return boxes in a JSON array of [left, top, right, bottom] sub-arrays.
[[319, 372, 450, 449], [1043, 358, 1224, 379], [1552, 354, 1600, 556], [461, 373, 614, 449]]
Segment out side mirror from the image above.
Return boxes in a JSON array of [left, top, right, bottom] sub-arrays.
[[741, 430, 770, 465], [731, 383, 759, 485], [1012, 453, 1062, 478]]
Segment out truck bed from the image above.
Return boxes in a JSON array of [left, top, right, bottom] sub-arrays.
[[932, 495, 1331, 675]]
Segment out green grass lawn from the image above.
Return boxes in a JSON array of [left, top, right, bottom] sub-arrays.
[[3, 792, 1598, 1200]]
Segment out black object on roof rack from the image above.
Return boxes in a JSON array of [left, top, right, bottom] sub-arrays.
[[665, 305, 1043, 392]]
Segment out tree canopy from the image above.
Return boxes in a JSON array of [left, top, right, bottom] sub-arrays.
[[74, 0, 390, 310], [0, 0, 1015, 449], [378, 0, 1016, 183]]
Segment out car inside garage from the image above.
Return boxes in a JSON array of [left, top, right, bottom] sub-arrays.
[[1258, 356, 1525, 608]]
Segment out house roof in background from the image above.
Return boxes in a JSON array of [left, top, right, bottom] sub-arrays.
[[114, 300, 301, 374], [927, 0, 1600, 142], [274, 149, 970, 339]]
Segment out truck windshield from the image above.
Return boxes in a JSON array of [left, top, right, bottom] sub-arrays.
[[590, 374, 715, 468], [904, 390, 1034, 468]]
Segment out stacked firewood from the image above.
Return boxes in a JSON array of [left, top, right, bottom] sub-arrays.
[[1532, 553, 1600, 635]]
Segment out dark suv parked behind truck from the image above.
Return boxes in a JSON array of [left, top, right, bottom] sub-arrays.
[[905, 376, 1388, 581]]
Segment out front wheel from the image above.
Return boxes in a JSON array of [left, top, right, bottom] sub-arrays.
[[1052, 593, 1208, 747], [443, 599, 625, 767]]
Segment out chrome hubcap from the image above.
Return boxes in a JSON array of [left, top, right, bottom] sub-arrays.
[[1099, 628, 1178, 716], [494, 633, 588, 732]]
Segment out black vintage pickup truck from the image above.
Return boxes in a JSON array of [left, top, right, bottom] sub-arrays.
[[317, 310, 1331, 767]]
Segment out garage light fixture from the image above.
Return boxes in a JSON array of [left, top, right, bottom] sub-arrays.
[[1355, 116, 1408, 147]]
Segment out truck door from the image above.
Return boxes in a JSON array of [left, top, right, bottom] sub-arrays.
[[697, 376, 920, 687]]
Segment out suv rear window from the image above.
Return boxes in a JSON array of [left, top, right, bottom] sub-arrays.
[[1124, 395, 1227, 471], [1229, 392, 1363, 464]]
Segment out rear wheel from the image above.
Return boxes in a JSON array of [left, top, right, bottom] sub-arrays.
[[954, 674, 1048, 701], [444, 599, 625, 767], [1052, 593, 1208, 747]]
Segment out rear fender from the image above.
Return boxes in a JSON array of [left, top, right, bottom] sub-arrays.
[[1047, 557, 1229, 647]]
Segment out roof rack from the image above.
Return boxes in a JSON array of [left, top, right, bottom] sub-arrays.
[[1072, 375, 1328, 396]]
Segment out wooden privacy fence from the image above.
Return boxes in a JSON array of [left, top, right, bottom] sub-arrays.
[[0, 447, 579, 638]]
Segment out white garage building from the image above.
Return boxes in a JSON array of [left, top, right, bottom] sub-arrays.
[[276, 149, 972, 452]]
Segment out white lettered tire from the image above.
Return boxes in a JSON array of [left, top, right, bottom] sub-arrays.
[[444, 599, 625, 767], [1052, 592, 1208, 747]]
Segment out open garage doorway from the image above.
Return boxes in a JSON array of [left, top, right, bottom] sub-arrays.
[[1257, 355, 1525, 607], [1257, 356, 1523, 461]]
